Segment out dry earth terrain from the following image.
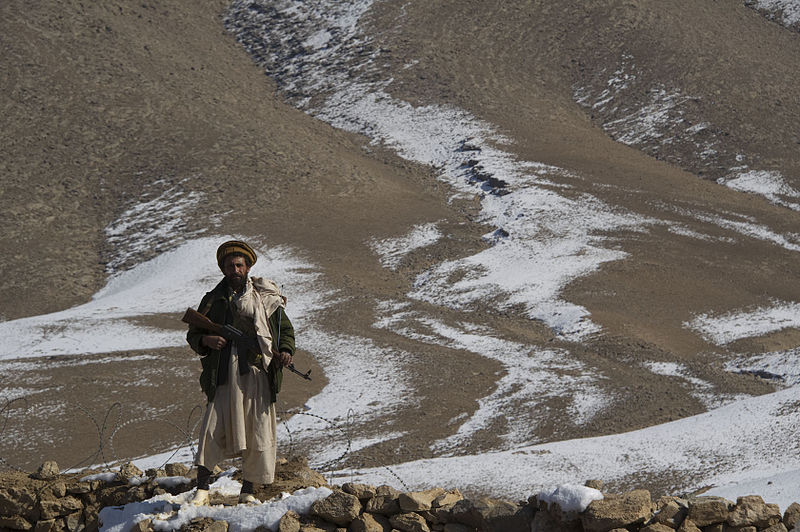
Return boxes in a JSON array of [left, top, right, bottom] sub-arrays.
[[2, 0, 799, 497]]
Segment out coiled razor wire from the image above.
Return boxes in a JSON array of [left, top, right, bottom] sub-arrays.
[[277, 409, 353, 472], [277, 407, 411, 490], [0, 397, 31, 473], [2, 397, 412, 492]]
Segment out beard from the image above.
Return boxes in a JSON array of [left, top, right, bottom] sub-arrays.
[[226, 273, 247, 291]]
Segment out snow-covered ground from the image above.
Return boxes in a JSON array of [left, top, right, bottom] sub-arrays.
[[4, 0, 800, 527]]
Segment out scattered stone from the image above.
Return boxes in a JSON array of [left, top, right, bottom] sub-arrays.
[[0, 515, 33, 531], [686, 497, 731, 527], [442, 524, 472, 532], [67, 483, 92, 495], [784, 502, 800, 529], [119, 462, 144, 480], [310, 491, 361, 526], [348, 512, 391, 532], [33, 519, 56, 532], [653, 499, 688, 529], [641, 524, 674, 532], [450, 497, 531, 532], [0, 486, 38, 518], [432, 489, 464, 508], [585, 480, 604, 491], [763, 523, 789, 532], [677, 518, 701, 532], [46, 481, 68, 499], [702, 524, 723, 532], [64, 511, 82, 532], [389, 512, 430, 532], [145, 468, 166, 478], [727, 496, 781, 528], [39, 496, 84, 520], [278, 510, 301, 532], [182, 517, 228, 532], [399, 488, 446, 512], [32, 461, 61, 481], [375, 485, 401, 498], [365, 494, 401, 515], [583, 490, 653, 532], [164, 463, 190, 477], [342, 483, 377, 500], [531, 506, 581, 532]]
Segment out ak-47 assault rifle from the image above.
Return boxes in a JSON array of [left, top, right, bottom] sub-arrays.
[[182, 307, 312, 380]]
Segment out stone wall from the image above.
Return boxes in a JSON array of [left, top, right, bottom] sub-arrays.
[[1, 461, 799, 532]]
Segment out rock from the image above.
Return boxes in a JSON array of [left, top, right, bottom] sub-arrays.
[[130, 519, 151, 532], [432, 490, 463, 508], [342, 483, 377, 500], [348, 512, 391, 532], [388, 512, 430, 532], [145, 468, 166, 478], [64, 511, 83, 532], [727, 496, 781, 528], [34, 519, 57, 532], [677, 519, 701, 532], [582, 490, 653, 532], [32, 461, 61, 481], [702, 524, 722, 532], [67, 483, 92, 496], [39, 496, 84, 520], [0, 515, 33, 530], [442, 524, 473, 532], [164, 463, 190, 477], [585, 480, 604, 491], [762, 523, 789, 532], [686, 497, 732, 527], [205, 522, 229, 532], [399, 488, 446, 512], [531, 507, 582, 532], [449, 497, 532, 532], [641, 524, 674, 532], [365, 495, 401, 515], [119, 462, 144, 480], [784, 502, 800, 529], [0, 486, 38, 519], [375, 485, 401, 498], [310, 491, 361, 526], [182, 518, 228, 532], [653, 499, 688, 528], [278, 510, 301, 532], [47, 482, 68, 499]]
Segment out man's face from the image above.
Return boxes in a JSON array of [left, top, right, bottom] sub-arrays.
[[223, 255, 250, 290]]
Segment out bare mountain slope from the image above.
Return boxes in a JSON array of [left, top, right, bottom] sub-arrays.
[[2, 0, 800, 497]]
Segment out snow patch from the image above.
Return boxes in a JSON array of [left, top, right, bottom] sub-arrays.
[[538, 484, 604, 513], [369, 222, 443, 270], [687, 301, 800, 345]]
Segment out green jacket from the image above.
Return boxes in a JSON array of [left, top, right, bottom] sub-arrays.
[[186, 278, 295, 403]]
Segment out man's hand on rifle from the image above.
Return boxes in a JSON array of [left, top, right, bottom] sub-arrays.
[[277, 351, 293, 367], [202, 335, 227, 350]]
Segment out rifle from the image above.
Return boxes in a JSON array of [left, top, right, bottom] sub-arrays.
[[182, 307, 312, 381]]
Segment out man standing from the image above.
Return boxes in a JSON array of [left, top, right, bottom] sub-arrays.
[[186, 240, 295, 505]]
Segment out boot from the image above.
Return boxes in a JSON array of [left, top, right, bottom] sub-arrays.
[[190, 488, 210, 506], [239, 480, 258, 504]]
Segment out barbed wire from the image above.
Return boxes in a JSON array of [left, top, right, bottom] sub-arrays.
[[1, 397, 411, 492]]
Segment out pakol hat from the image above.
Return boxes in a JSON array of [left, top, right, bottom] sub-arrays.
[[216, 240, 257, 271]]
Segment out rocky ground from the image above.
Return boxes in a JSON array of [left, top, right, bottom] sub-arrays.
[[2, 0, 800, 500], [1, 460, 799, 532]]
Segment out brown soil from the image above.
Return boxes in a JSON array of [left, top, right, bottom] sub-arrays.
[[2, 0, 799, 498]]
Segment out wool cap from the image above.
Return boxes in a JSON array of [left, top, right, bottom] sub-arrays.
[[216, 240, 257, 271]]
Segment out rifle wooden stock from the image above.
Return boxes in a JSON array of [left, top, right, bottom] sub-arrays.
[[182, 307, 224, 335]]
